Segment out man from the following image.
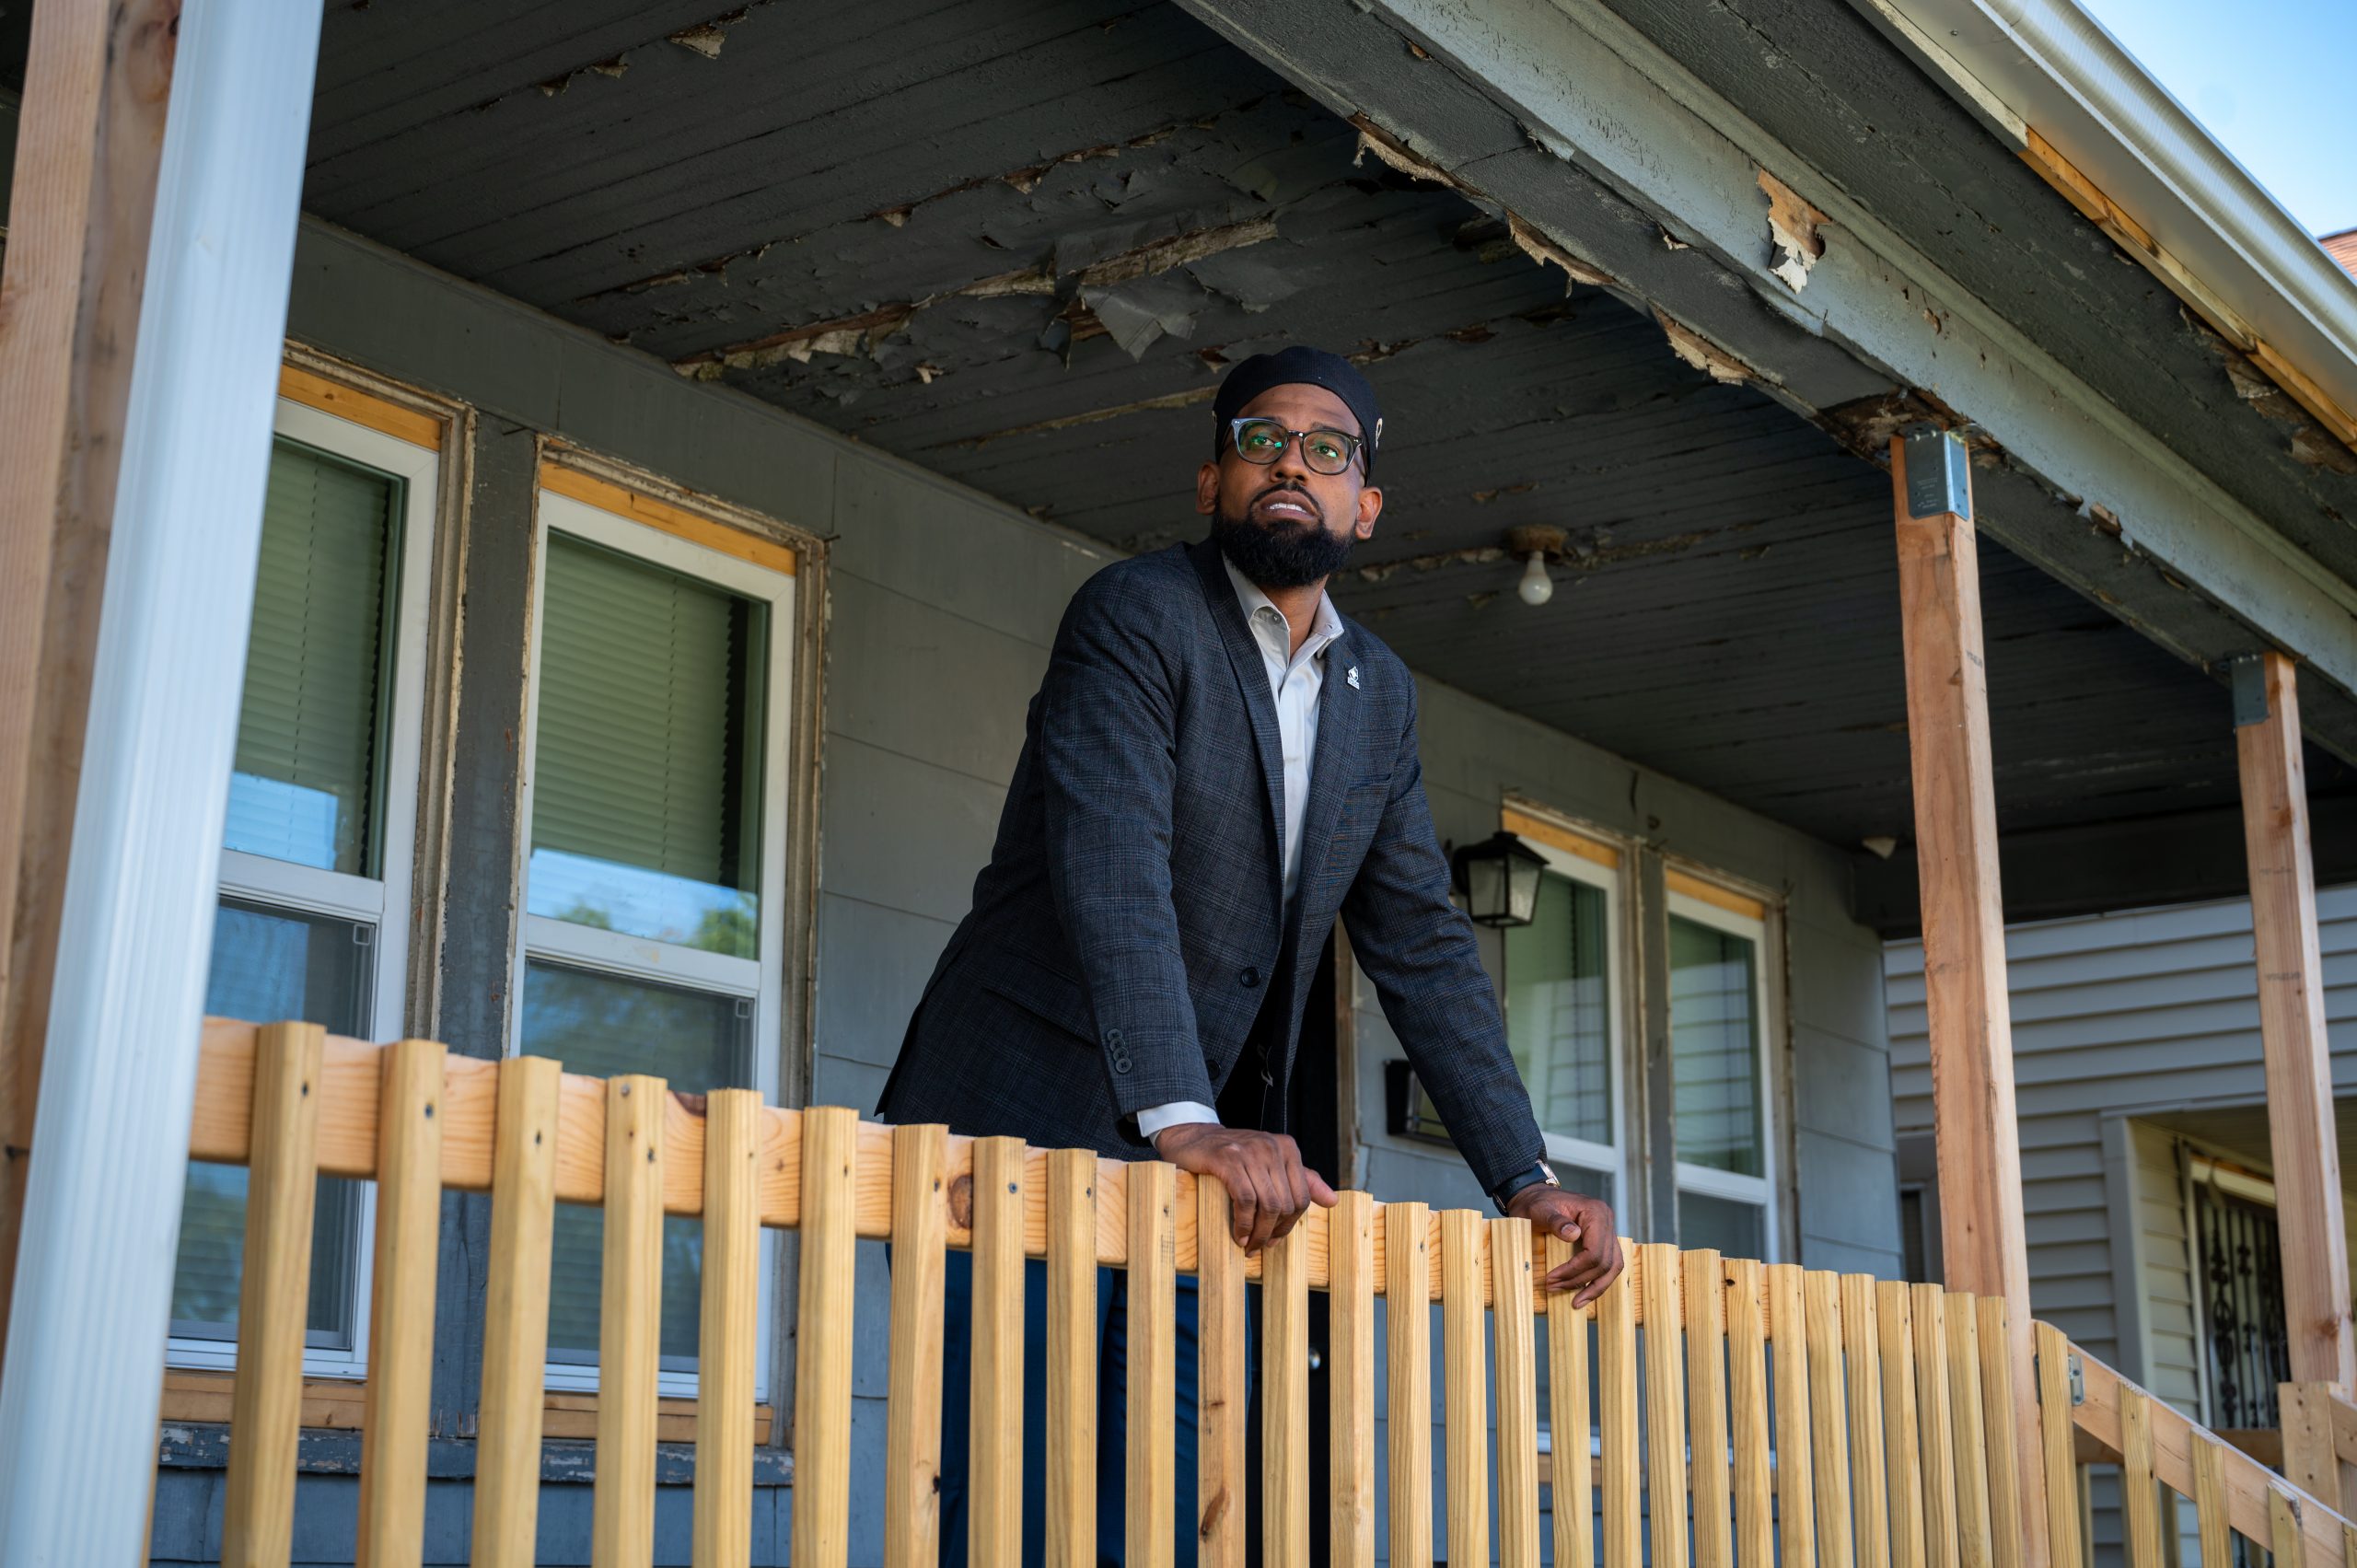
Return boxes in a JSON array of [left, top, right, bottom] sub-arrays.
[[879, 345, 1624, 1565]]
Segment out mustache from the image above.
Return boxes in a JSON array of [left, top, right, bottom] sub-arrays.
[[1249, 481, 1323, 523]]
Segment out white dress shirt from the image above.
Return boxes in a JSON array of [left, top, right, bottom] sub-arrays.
[[1136, 557, 1346, 1142]]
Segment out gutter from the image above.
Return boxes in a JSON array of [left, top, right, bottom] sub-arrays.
[[1852, 0, 2357, 451]]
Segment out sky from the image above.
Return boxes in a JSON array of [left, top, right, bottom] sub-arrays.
[[2074, 0, 2355, 239]]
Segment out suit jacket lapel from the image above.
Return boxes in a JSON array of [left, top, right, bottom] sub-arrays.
[[1189, 540, 1288, 913], [1290, 627, 1360, 938]]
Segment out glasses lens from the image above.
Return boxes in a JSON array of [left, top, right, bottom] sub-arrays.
[[1304, 429, 1354, 475], [1234, 420, 1286, 464]]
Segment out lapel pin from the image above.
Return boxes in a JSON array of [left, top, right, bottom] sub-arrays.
[[1346, 666, 1361, 690]]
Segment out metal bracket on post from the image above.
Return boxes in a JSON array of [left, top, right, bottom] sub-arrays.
[[2033, 1350, 2087, 1406], [2231, 654, 2270, 727], [1901, 424, 1973, 520]]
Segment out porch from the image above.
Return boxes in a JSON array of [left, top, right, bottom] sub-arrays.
[[2, 0, 2357, 1563]]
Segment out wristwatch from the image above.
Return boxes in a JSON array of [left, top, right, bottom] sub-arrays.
[[1491, 1158, 1561, 1215]]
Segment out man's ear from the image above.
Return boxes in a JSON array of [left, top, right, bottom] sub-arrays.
[[1354, 484, 1384, 539], [1196, 459, 1221, 517]]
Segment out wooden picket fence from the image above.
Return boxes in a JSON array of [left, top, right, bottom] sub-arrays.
[[177, 1016, 2357, 1568]]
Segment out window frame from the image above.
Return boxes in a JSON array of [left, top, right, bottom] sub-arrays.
[[1665, 882, 1782, 1261], [1507, 837, 1630, 1202], [511, 482, 797, 1402], [169, 391, 442, 1377]]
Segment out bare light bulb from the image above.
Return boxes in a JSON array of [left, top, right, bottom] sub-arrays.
[[1516, 551, 1554, 606]]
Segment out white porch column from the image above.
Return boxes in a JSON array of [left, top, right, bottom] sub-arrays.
[[0, 0, 322, 1559]]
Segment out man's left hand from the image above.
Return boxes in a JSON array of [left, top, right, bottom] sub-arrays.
[[1506, 1187, 1625, 1307]]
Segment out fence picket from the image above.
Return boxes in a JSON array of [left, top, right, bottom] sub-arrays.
[[2031, 1322, 2083, 1568], [1547, 1235, 1596, 1568], [1642, 1243, 1692, 1568], [885, 1125, 949, 1568], [1332, 1193, 1378, 1568], [1807, 1272, 1857, 1568], [1385, 1202, 1434, 1568], [1200, 1179, 1249, 1568], [1687, 1251, 1734, 1568], [1127, 1160, 1176, 1568], [1878, 1282, 1926, 1568], [1770, 1265, 1818, 1568], [1441, 1213, 1491, 1568], [1599, 1245, 1641, 1568], [1910, 1285, 1962, 1568], [588, 1073, 665, 1568], [2274, 1486, 2309, 1568], [794, 1107, 861, 1568], [1727, 1258, 1773, 1568], [693, 1088, 762, 1568], [1493, 1218, 1540, 1568], [1945, 1299, 1995, 1568], [2177, 1423, 2215, 1568], [1842, 1276, 1890, 1568], [969, 1136, 1028, 1568], [471, 1054, 560, 1568], [1045, 1149, 1098, 1568], [1972, 1298, 2022, 1568], [1266, 1221, 1312, 1568], [221, 1021, 325, 1568], [357, 1039, 447, 1568], [2120, 1388, 2162, 1568]]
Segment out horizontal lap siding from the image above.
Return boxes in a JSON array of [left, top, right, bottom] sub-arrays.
[[1888, 885, 2357, 1568]]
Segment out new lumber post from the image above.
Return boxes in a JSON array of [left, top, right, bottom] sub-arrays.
[[2233, 652, 2357, 1507], [1889, 426, 2051, 1568]]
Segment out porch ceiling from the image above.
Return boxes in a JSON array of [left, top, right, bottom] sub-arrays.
[[6, 0, 2347, 911]]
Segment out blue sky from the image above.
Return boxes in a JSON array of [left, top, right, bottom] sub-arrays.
[[2075, 0, 2355, 238]]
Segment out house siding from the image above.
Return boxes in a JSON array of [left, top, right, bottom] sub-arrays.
[[116, 220, 1898, 1565], [1889, 884, 2357, 1568]]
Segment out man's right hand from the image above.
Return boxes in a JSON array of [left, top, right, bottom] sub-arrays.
[[1150, 1123, 1338, 1254]]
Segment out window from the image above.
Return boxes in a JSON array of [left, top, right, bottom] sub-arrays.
[[517, 471, 795, 1399], [1500, 825, 1625, 1207], [1666, 875, 1777, 1259], [169, 387, 440, 1373]]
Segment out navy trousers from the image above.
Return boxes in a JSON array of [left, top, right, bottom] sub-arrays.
[[933, 1249, 1256, 1568]]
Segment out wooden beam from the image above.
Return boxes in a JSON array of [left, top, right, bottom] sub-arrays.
[[2235, 654, 2355, 1405], [1888, 427, 2049, 1568], [0, 0, 181, 1366]]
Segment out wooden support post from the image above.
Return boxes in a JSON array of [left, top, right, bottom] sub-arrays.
[[2234, 651, 2356, 1504], [1890, 427, 2050, 1568], [0, 0, 181, 1369]]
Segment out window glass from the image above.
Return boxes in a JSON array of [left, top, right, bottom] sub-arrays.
[[1669, 914, 1762, 1177], [1678, 1189, 1765, 1260], [1505, 872, 1612, 1147], [172, 900, 369, 1345], [223, 439, 400, 876], [526, 961, 755, 1366], [528, 535, 766, 957]]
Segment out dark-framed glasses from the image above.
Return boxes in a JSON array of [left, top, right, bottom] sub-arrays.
[[1226, 416, 1364, 477]]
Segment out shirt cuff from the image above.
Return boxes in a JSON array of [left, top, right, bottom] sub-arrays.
[[1134, 1100, 1221, 1142]]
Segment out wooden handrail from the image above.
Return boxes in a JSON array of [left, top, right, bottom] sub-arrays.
[[182, 1017, 2353, 1568]]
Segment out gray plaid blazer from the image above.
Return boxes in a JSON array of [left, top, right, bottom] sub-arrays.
[[877, 538, 1545, 1197]]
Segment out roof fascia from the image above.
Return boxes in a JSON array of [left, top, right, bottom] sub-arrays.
[[1168, 0, 2357, 761], [1852, 0, 2357, 443]]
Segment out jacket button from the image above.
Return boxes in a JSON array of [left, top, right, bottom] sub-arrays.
[[1239, 967, 1261, 988]]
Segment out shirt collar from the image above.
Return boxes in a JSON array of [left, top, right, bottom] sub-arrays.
[[1222, 552, 1344, 667]]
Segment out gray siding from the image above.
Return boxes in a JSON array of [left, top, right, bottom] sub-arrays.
[[134, 220, 1896, 1564]]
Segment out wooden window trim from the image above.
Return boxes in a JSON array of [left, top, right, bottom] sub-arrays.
[[536, 458, 797, 578], [277, 364, 446, 451], [1501, 805, 1621, 870], [1663, 865, 1769, 923], [158, 1369, 775, 1445]]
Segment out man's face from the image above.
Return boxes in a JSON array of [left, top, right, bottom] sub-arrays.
[[1196, 384, 1384, 588]]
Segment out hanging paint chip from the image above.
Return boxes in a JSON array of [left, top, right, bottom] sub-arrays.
[[1758, 168, 1829, 291]]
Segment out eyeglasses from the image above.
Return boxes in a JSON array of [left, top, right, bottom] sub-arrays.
[[1225, 416, 1365, 477]]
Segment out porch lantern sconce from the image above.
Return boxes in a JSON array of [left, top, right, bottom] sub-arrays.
[[1451, 830, 1547, 927], [1506, 525, 1568, 607]]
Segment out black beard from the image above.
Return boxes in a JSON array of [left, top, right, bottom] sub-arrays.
[[1212, 497, 1357, 589]]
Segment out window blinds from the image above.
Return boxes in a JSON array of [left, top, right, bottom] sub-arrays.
[[531, 534, 763, 898], [224, 437, 398, 876]]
